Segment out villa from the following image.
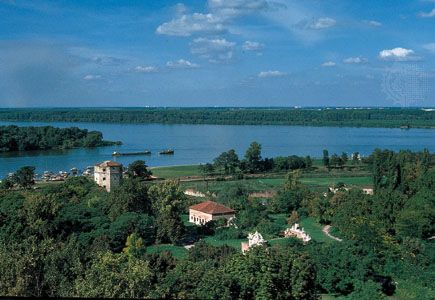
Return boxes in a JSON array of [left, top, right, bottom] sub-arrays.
[[189, 200, 235, 225]]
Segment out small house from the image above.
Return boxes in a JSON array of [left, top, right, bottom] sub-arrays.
[[189, 200, 235, 225]]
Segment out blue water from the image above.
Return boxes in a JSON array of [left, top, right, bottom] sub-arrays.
[[1, 121, 434, 176]]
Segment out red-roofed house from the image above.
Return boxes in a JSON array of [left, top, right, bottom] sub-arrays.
[[189, 200, 235, 225]]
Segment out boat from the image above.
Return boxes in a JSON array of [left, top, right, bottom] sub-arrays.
[[112, 150, 151, 156], [159, 149, 174, 155]]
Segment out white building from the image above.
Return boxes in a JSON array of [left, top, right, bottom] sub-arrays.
[[94, 161, 123, 192]]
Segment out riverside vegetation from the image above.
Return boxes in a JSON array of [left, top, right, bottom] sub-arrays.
[[0, 107, 434, 128], [0, 145, 433, 299], [0, 125, 121, 152]]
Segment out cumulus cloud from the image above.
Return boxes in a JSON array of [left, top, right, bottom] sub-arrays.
[[343, 56, 368, 64], [156, 13, 226, 37], [309, 17, 336, 29], [166, 59, 199, 69], [258, 70, 287, 78], [419, 8, 435, 18], [190, 37, 235, 63], [134, 66, 158, 73], [242, 41, 265, 51], [378, 47, 419, 61], [83, 74, 102, 80], [322, 61, 336, 67], [156, 0, 286, 37]]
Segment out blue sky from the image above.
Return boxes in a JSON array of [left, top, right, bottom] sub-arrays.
[[0, 0, 434, 107]]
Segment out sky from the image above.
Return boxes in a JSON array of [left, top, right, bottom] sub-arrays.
[[0, 0, 434, 107]]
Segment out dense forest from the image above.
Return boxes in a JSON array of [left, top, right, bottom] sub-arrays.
[[0, 107, 434, 128], [0, 149, 433, 299], [0, 125, 121, 152]]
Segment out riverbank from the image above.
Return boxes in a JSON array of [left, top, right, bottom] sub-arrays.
[[1, 107, 434, 128]]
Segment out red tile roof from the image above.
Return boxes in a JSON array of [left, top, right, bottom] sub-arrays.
[[189, 200, 235, 215], [96, 161, 122, 167]]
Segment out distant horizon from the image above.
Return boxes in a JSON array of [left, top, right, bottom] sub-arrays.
[[1, 106, 435, 109]]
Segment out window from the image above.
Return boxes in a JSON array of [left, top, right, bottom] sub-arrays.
[[103, 177, 106, 181]]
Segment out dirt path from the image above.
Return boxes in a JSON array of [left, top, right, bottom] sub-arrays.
[[322, 225, 343, 242]]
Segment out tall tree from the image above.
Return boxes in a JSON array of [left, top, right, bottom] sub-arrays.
[[127, 160, 152, 179], [244, 141, 262, 173], [12, 166, 35, 189], [149, 181, 185, 244], [323, 149, 330, 169]]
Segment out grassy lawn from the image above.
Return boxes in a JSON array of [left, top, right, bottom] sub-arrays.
[[203, 236, 247, 249], [300, 176, 372, 187], [300, 217, 336, 243], [151, 165, 202, 179], [146, 244, 188, 259]]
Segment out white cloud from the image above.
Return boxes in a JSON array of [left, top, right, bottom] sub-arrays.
[[419, 8, 435, 18], [208, 0, 278, 19], [174, 3, 188, 15], [378, 47, 419, 61], [156, 13, 226, 36], [364, 20, 382, 27], [134, 66, 158, 73], [83, 74, 102, 80], [190, 37, 235, 63], [343, 56, 368, 64], [242, 41, 264, 51], [156, 0, 286, 37], [166, 59, 199, 69], [258, 70, 287, 78], [309, 17, 336, 29], [322, 61, 336, 67]]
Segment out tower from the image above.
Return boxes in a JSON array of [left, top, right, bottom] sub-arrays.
[[94, 161, 123, 192]]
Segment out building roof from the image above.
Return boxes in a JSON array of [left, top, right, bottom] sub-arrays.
[[96, 161, 122, 167], [189, 200, 235, 215]]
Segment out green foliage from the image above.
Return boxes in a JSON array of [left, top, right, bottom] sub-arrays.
[[127, 160, 152, 179], [107, 178, 150, 220], [149, 180, 186, 244], [12, 166, 35, 189], [74, 251, 152, 298], [0, 125, 119, 152], [1, 107, 434, 128], [213, 149, 240, 175]]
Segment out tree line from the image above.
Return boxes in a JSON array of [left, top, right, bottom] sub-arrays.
[[0, 107, 434, 128], [201, 141, 312, 176], [0, 125, 121, 152]]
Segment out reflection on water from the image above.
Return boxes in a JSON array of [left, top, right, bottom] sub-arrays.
[[0, 121, 434, 176]]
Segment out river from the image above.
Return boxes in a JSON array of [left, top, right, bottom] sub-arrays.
[[1, 121, 434, 176]]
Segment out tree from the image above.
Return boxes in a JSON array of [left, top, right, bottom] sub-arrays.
[[352, 152, 360, 164], [107, 178, 150, 220], [284, 169, 301, 191], [74, 251, 152, 298], [149, 181, 185, 244], [323, 149, 330, 169], [127, 160, 151, 179], [213, 149, 240, 175], [341, 152, 348, 166], [12, 166, 35, 189], [244, 141, 262, 173], [288, 210, 300, 226]]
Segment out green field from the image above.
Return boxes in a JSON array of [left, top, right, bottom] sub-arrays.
[[150, 165, 202, 179], [300, 217, 336, 243], [203, 236, 247, 249]]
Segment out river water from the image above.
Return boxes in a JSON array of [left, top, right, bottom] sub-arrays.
[[1, 121, 434, 176]]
